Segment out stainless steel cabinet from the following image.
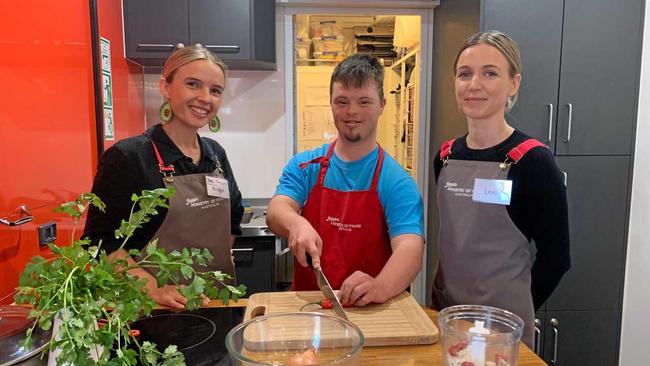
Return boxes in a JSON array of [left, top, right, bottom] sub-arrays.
[[123, 0, 276, 70]]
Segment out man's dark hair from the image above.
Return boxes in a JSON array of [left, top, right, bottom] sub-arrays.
[[329, 54, 384, 101]]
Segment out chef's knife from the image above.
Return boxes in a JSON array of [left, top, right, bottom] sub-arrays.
[[306, 253, 349, 320]]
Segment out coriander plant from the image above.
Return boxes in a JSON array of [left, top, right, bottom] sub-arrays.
[[14, 188, 246, 366]]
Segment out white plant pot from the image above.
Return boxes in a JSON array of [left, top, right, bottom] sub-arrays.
[[47, 315, 103, 366]]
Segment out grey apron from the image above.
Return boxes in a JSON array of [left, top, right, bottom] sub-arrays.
[[141, 140, 235, 285], [433, 150, 536, 347]]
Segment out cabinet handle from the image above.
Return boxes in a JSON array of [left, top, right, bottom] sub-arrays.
[[534, 318, 542, 356], [547, 103, 553, 143], [136, 43, 184, 52], [564, 103, 573, 143], [0, 204, 33, 226], [205, 45, 240, 53], [232, 248, 254, 253], [563, 171, 568, 187], [550, 318, 559, 365]]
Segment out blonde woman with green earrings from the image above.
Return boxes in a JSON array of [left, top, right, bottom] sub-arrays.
[[83, 44, 244, 310]]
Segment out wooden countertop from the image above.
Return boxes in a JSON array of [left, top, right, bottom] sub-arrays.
[[203, 299, 548, 366]]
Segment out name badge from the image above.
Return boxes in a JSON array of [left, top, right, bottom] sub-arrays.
[[472, 178, 512, 205], [206, 176, 229, 199]]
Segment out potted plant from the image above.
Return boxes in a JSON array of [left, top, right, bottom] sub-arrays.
[[14, 188, 246, 365]]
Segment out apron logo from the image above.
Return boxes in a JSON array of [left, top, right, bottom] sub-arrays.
[[186, 196, 223, 209], [444, 181, 473, 197], [326, 216, 362, 232]]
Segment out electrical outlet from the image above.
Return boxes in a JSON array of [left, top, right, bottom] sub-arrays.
[[38, 222, 57, 246]]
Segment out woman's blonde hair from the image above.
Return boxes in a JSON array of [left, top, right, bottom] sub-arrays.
[[453, 31, 522, 112], [162, 44, 227, 84]]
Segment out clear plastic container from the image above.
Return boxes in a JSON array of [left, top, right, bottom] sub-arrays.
[[313, 51, 344, 60], [226, 312, 364, 366], [438, 305, 524, 366], [295, 38, 312, 60], [310, 21, 343, 38], [312, 36, 345, 53]]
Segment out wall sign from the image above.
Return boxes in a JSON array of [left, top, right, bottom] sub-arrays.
[[100, 37, 114, 140]]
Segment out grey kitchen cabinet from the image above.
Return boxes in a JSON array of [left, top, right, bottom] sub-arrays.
[[123, 0, 189, 60], [482, 0, 643, 155], [540, 311, 620, 366], [548, 156, 630, 312], [123, 0, 276, 70], [479, 1, 639, 365], [530, 157, 629, 364], [555, 0, 643, 155], [482, 0, 563, 150], [233, 236, 276, 296], [534, 311, 619, 366]]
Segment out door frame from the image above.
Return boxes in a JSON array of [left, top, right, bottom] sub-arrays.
[[278, 1, 436, 304]]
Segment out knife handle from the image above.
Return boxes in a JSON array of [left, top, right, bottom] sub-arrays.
[[306, 252, 314, 268]]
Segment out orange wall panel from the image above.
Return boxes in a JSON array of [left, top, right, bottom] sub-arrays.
[[0, 1, 97, 304]]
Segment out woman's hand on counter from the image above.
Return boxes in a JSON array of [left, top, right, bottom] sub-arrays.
[[146, 283, 210, 309], [147, 283, 187, 309]]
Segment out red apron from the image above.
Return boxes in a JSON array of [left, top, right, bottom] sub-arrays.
[[292, 141, 392, 290]]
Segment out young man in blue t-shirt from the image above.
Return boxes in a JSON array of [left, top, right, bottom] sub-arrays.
[[267, 54, 424, 306]]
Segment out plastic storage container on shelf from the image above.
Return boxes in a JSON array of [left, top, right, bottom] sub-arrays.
[[313, 51, 344, 66], [310, 20, 343, 38], [295, 37, 312, 62], [312, 36, 345, 53]]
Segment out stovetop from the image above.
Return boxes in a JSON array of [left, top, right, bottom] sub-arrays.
[[130, 307, 244, 366]]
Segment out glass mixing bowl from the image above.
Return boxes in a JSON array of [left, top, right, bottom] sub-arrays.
[[438, 305, 524, 366], [226, 312, 364, 366]]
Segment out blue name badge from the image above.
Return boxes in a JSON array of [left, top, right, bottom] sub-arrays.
[[472, 178, 513, 205]]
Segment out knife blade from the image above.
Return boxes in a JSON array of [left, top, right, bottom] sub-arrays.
[[306, 253, 349, 320]]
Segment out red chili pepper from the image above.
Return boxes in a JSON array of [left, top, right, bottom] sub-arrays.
[[128, 329, 140, 338]]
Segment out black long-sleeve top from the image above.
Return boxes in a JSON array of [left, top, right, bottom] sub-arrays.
[[83, 124, 244, 255], [434, 130, 570, 310]]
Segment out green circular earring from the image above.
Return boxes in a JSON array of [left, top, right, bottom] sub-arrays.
[[209, 115, 221, 132], [159, 100, 173, 123]]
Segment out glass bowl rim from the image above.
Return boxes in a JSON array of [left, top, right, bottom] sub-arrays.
[[225, 311, 365, 365]]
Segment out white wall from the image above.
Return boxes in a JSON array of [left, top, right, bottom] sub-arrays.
[[144, 11, 288, 200], [202, 68, 287, 199], [619, 3, 650, 365]]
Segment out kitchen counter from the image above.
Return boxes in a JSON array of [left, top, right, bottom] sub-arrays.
[[202, 299, 547, 366], [239, 205, 273, 237]]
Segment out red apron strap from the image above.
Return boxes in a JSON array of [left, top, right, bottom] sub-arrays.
[[150, 140, 175, 174], [298, 140, 337, 186], [440, 139, 456, 160], [507, 138, 547, 163], [369, 145, 385, 192]]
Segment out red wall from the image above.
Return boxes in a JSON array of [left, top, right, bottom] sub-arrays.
[[0, 0, 145, 304], [97, 0, 146, 148]]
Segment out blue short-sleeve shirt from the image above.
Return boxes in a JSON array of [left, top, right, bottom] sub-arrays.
[[274, 143, 424, 239]]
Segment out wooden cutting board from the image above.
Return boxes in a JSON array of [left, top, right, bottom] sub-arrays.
[[243, 291, 438, 347]]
